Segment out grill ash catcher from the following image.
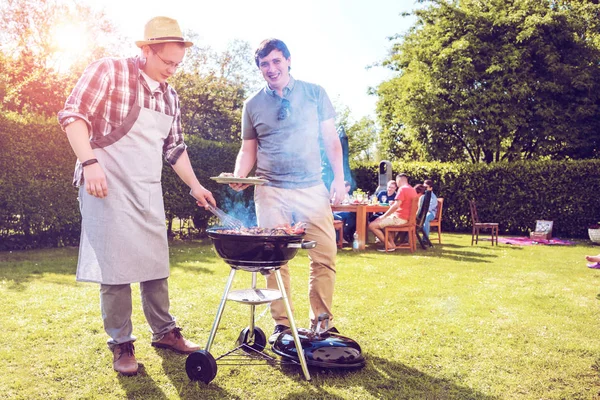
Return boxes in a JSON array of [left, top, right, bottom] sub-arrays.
[[185, 227, 365, 384]]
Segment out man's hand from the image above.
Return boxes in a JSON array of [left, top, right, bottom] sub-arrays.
[[222, 172, 251, 192], [329, 178, 346, 206], [229, 182, 251, 192], [190, 186, 216, 208], [84, 163, 108, 198]]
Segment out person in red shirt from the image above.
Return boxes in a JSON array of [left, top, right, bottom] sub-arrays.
[[368, 173, 418, 252]]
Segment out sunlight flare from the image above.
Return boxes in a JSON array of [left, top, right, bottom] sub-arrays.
[[50, 22, 91, 72]]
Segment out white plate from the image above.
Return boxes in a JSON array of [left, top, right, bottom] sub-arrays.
[[210, 176, 269, 185]]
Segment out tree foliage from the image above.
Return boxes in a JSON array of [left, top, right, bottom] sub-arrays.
[[377, 0, 600, 163], [346, 116, 379, 162], [167, 37, 259, 142], [0, 0, 125, 120], [171, 71, 246, 142], [0, 1, 257, 142], [333, 101, 380, 162]]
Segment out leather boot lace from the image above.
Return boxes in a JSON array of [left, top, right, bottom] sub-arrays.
[[117, 342, 135, 359], [171, 327, 183, 339]]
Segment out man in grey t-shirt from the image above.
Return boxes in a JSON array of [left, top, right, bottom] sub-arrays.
[[231, 38, 345, 343]]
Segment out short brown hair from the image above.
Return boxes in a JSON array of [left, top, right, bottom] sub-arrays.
[[255, 38, 291, 67]]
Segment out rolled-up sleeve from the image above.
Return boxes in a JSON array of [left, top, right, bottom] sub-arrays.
[[57, 59, 111, 132], [163, 90, 187, 165]]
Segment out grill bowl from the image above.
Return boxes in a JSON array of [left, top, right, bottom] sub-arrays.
[[207, 228, 314, 271]]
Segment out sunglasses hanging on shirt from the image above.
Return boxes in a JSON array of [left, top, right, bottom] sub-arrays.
[[278, 98, 291, 121]]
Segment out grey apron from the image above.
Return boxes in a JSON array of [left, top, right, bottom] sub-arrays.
[[76, 89, 173, 284]]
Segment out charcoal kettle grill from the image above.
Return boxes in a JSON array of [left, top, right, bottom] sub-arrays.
[[185, 228, 316, 383], [272, 313, 365, 369]]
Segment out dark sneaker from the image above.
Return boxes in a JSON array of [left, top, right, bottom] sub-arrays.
[[327, 327, 340, 334], [268, 324, 289, 344]]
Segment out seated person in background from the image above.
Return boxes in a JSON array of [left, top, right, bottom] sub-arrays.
[[422, 179, 438, 238], [587, 254, 600, 263], [341, 180, 352, 204], [378, 180, 397, 204], [333, 181, 356, 243], [368, 173, 418, 252], [414, 183, 425, 196], [586, 254, 600, 269], [369, 180, 398, 223]]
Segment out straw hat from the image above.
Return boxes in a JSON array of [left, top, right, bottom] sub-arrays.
[[135, 16, 193, 48]]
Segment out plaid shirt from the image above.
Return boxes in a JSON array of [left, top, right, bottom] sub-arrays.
[[58, 56, 186, 167]]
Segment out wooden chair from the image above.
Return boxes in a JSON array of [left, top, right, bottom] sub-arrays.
[[469, 199, 499, 246], [383, 197, 420, 253], [428, 198, 444, 244], [415, 191, 433, 249], [333, 220, 344, 249]]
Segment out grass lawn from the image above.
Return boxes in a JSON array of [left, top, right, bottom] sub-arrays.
[[1, 233, 600, 399]]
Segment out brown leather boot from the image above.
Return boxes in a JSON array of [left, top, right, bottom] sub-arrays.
[[151, 327, 200, 354], [113, 341, 138, 376]]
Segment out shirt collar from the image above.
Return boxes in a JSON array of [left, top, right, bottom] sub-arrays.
[[134, 56, 169, 93], [264, 75, 296, 97]]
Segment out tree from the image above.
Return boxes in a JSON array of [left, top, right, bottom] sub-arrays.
[[171, 38, 257, 142], [346, 117, 379, 162], [377, 0, 600, 163], [171, 71, 246, 142], [0, 0, 125, 120]]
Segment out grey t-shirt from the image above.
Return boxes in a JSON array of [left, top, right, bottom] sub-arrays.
[[242, 76, 336, 189]]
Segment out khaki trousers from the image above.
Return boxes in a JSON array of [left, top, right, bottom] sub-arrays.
[[100, 278, 176, 349], [255, 184, 337, 329]]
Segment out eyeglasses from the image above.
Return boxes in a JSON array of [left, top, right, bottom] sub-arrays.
[[278, 98, 291, 121], [152, 50, 182, 69]]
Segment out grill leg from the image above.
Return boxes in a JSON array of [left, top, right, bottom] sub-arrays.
[[248, 272, 257, 342], [273, 269, 311, 381], [205, 268, 237, 352]]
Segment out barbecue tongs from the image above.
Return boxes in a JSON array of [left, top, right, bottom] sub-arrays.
[[190, 191, 244, 230]]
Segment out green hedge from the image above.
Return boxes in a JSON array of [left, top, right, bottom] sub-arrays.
[[161, 136, 255, 235], [0, 116, 81, 250], [350, 160, 600, 238], [0, 118, 254, 250], [1, 116, 598, 250]]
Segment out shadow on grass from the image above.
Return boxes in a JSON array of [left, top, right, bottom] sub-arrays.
[[428, 249, 498, 264], [280, 355, 498, 400], [152, 352, 498, 400], [116, 359, 230, 399], [0, 240, 219, 290], [0, 247, 79, 290], [117, 363, 169, 400], [359, 244, 500, 264], [154, 349, 235, 400]]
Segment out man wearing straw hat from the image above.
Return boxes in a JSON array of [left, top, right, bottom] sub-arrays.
[[58, 16, 214, 376]]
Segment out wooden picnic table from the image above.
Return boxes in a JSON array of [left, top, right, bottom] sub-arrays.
[[331, 203, 390, 250]]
